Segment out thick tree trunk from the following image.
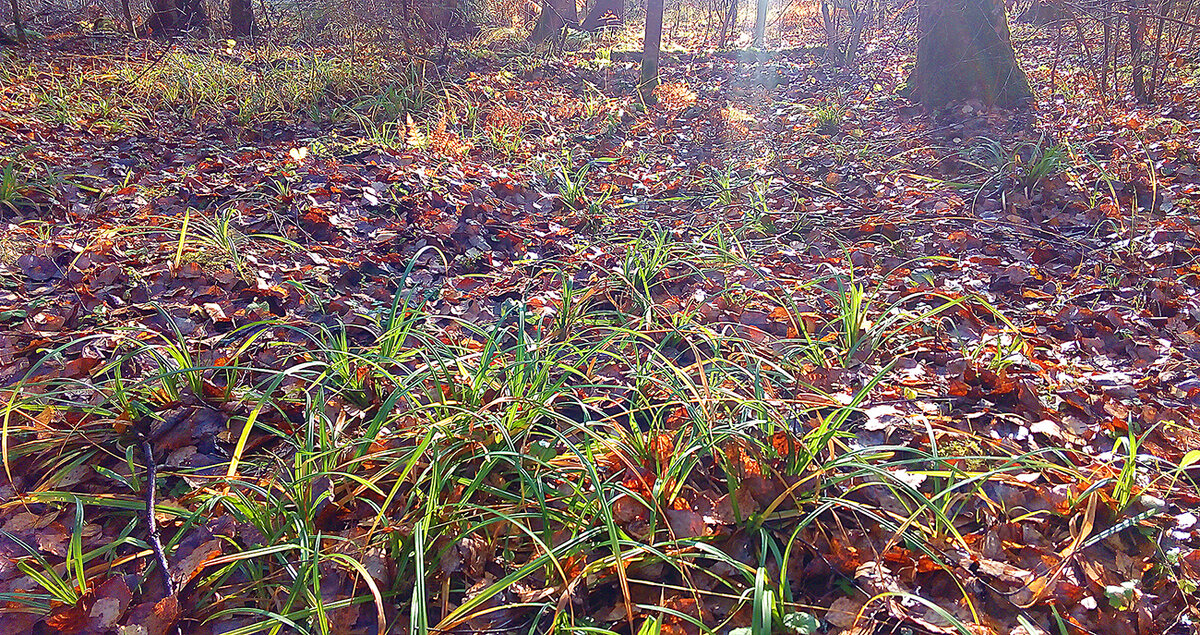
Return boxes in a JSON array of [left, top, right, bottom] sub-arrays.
[[905, 0, 1032, 108], [580, 0, 621, 31], [531, 0, 576, 41], [148, 0, 208, 34], [640, 0, 664, 98], [753, 0, 768, 47], [7, 0, 25, 45], [229, 0, 256, 36]]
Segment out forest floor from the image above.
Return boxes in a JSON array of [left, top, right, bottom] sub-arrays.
[[1, 12, 1199, 635]]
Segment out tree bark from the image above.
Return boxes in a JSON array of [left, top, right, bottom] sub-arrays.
[[121, 0, 137, 35], [7, 0, 25, 45], [905, 0, 1032, 108], [844, 1, 869, 66], [580, 0, 621, 31], [1129, 0, 1148, 101], [229, 0, 256, 36], [531, 0, 576, 41], [640, 0, 664, 99], [821, 0, 837, 59], [753, 0, 768, 46], [717, 0, 737, 47], [148, 0, 208, 34]]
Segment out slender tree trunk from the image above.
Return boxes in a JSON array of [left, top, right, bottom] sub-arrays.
[[121, 0, 137, 35], [703, 0, 714, 46], [532, 0, 577, 41], [1129, 0, 1147, 101], [8, 0, 25, 45], [905, 0, 1032, 108], [670, 1, 680, 41], [257, 0, 273, 32], [641, 0, 664, 99], [1071, 12, 1103, 102], [1170, 0, 1194, 49], [753, 0, 767, 46], [1148, 0, 1169, 100], [229, 0, 256, 36], [821, 0, 838, 60], [1102, 2, 1113, 93], [844, 1, 869, 66], [718, 0, 736, 47]]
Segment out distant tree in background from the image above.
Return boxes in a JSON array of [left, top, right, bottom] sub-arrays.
[[6, 0, 24, 44], [641, 0, 665, 98], [906, 0, 1031, 107], [752, 0, 766, 46], [716, 0, 737, 47]]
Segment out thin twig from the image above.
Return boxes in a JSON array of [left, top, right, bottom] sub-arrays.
[[138, 431, 176, 597], [127, 39, 177, 88]]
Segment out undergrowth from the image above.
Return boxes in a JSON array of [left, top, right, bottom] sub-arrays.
[[0, 242, 1132, 634]]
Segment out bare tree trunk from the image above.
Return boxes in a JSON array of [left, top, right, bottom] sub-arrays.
[[1102, 2, 1113, 93], [257, 0, 274, 32], [7, 0, 25, 45], [148, 0, 208, 34], [121, 0, 137, 35], [1169, 0, 1194, 49], [1050, 21, 1061, 93], [641, 0, 664, 98], [821, 0, 838, 59], [1071, 12, 1103, 102], [844, 0, 870, 65], [532, 0, 577, 41], [753, 0, 767, 46], [1129, 0, 1147, 101], [580, 0, 621, 30], [703, 0, 715, 46], [670, 0, 681, 41], [229, 0, 256, 36], [1148, 0, 1170, 100], [718, 0, 737, 47], [905, 0, 1032, 108]]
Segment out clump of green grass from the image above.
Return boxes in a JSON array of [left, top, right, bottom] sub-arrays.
[[696, 161, 753, 207], [0, 154, 38, 213], [104, 47, 429, 126], [0, 246, 1167, 634], [348, 60, 440, 122], [32, 71, 141, 132], [811, 102, 845, 134], [1016, 141, 1069, 190], [167, 207, 299, 281], [960, 136, 1073, 194], [539, 149, 615, 226], [0, 149, 63, 214], [12, 49, 402, 130]]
